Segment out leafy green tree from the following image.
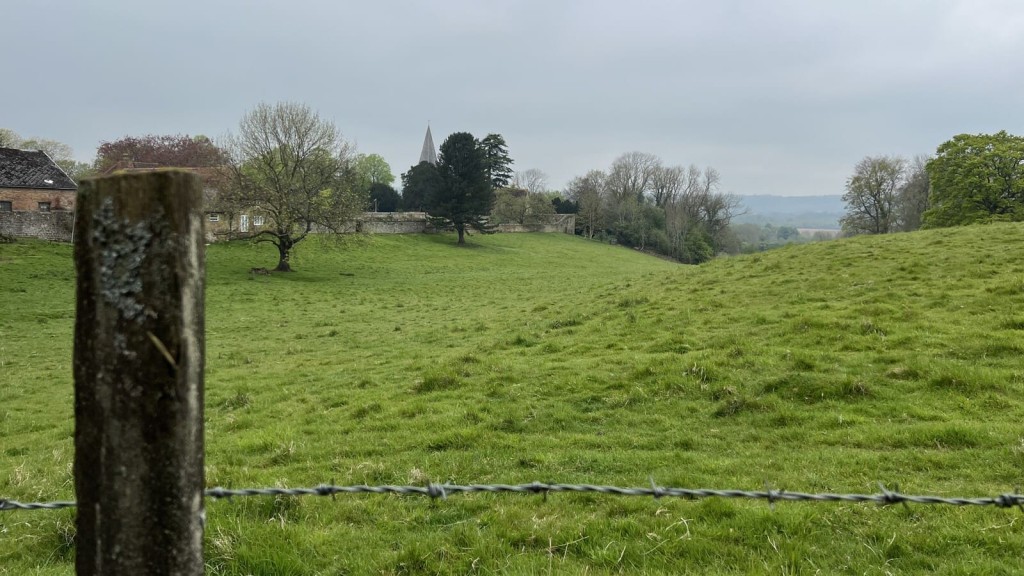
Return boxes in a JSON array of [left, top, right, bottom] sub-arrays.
[[550, 196, 578, 215], [400, 161, 442, 211], [898, 155, 930, 231], [776, 226, 800, 240], [224, 102, 365, 271], [369, 183, 400, 212], [430, 132, 496, 245], [491, 187, 528, 224], [352, 153, 395, 192], [923, 131, 1024, 227], [841, 155, 905, 235], [491, 187, 556, 225], [479, 134, 514, 189]]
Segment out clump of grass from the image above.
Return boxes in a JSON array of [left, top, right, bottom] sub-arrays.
[[550, 316, 584, 329], [352, 402, 383, 419], [617, 295, 649, 308], [413, 370, 462, 393], [219, 391, 252, 411], [509, 334, 536, 347]]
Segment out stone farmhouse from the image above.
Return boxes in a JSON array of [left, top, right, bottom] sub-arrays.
[[0, 147, 78, 241]]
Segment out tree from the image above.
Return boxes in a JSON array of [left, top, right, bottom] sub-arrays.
[[566, 170, 606, 239], [491, 187, 556, 225], [661, 165, 738, 263], [898, 155, 930, 231], [369, 183, 400, 212], [352, 153, 395, 191], [649, 165, 685, 207], [0, 128, 19, 147], [491, 187, 529, 224], [400, 161, 442, 211], [604, 152, 660, 231], [479, 134, 514, 189], [430, 132, 496, 245], [923, 131, 1024, 227], [512, 168, 548, 196], [95, 134, 229, 173], [550, 196, 578, 215], [606, 152, 660, 203], [224, 102, 365, 271], [840, 155, 906, 235]]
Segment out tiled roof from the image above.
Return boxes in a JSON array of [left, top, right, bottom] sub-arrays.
[[0, 147, 77, 189]]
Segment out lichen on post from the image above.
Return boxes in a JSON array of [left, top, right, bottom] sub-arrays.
[[73, 170, 205, 576]]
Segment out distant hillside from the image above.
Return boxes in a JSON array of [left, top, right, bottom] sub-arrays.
[[734, 194, 844, 229]]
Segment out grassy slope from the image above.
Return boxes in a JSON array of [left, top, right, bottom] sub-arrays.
[[2, 226, 1024, 574]]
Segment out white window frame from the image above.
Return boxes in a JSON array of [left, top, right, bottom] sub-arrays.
[[208, 213, 221, 222], [253, 215, 265, 227], [239, 214, 250, 232]]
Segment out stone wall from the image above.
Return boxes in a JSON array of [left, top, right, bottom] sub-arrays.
[[203, 211, 575, 242], [0, 210, 75, 241], [356, 212, 435, 234]]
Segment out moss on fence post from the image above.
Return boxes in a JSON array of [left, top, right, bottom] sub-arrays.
[[73, 170, 205, 575]]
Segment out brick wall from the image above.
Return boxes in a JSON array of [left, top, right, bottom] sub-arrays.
[[0, 210, 75, 241], [0, 187, 77, 212]]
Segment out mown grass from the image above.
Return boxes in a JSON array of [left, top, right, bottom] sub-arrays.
[[2, 225, 1024, 574]]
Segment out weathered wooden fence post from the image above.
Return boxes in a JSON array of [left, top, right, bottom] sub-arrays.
[[73, 171, 205, 575]]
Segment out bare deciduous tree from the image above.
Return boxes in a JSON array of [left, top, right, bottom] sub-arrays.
[[566, 170, 607, 238], [605, 151, 660, 204], [649, 165, 685, 207], [512, 168, 548, 195], [841, 155, 906, 235], [223, 102, 366, 271]]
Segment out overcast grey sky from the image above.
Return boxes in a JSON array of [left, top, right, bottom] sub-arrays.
[[4, 0, 1023, 196]]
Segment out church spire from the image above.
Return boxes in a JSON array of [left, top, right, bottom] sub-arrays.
[[419, 124, 437, 165]]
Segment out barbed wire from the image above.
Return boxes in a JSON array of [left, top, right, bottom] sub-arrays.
[[3, 481, 1024, 512]]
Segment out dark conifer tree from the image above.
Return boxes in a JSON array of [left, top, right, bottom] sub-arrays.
[[479, 133, 514, 189], [400, 161, 442, 211], [429, 132, 496, 244]]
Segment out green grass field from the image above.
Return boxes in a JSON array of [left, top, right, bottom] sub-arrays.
[[2, 225, 1024, 574]]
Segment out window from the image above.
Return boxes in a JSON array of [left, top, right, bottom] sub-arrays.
[[253, 215, 265, 226], [38, 202, 51, 212], [0, 201, 11, 212], [208, 214, 221, 222], [239, 214, 250, 232]]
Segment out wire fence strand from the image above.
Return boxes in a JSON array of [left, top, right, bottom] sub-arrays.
[[4, 482, 1024, 512]]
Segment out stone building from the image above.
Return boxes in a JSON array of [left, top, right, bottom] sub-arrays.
[[0, 147, 78, 240]]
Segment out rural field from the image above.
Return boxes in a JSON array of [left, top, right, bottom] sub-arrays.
[[2, 225, 1024, 574]]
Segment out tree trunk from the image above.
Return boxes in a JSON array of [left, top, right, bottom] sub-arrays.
[[73, 170, 205, 576], [456, 224, 465, 245], [275, 235, 293, 272]]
